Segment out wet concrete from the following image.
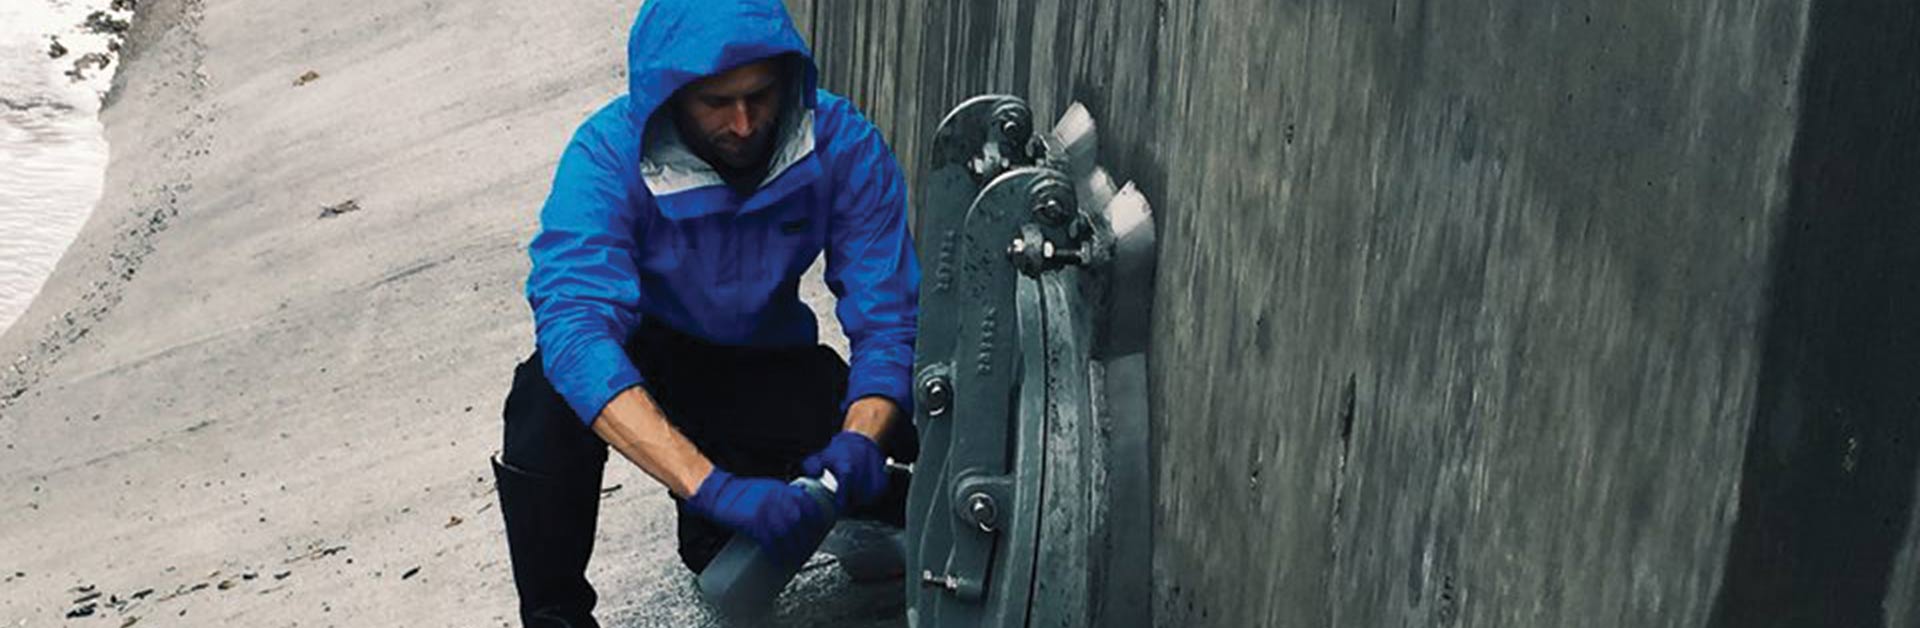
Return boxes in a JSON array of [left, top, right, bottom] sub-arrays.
[[791, 1, 1920, 626]]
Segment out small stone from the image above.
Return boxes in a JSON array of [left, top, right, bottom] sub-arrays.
[[293, 70, 321, 87], [66, 602, 96, 618], [217, 579, 235, 590], [444, 515, 463, 528], [273, 571, 291, 580], [401, 566, 421, 580], [121, 616, 140, 627]]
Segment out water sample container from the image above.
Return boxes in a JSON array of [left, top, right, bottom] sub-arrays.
[[696, 471, 840, 614]]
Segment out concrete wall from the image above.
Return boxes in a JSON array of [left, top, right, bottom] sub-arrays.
[[787, 1, 1920, 626]]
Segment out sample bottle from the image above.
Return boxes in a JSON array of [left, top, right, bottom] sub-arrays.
[[696, 471, 840, 614]]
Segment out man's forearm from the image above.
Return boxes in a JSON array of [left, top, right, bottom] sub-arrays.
[[590, 386, 713, 497], [842, 395, 900, 444]]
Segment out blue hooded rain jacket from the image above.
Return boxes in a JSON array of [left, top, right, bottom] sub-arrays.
[[526, 0, 920, 425]]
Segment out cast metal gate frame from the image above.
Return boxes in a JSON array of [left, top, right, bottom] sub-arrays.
[[905, 95, 1156, 628]]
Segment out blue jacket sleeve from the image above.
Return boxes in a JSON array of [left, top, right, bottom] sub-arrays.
[[822, 101, 921, 414], [525, 103, 648, 425]]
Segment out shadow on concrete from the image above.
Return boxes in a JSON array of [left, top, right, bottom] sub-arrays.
[[1708, 2, 1920, 627]]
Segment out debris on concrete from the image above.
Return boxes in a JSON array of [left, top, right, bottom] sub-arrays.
[[318, 199, 360, 219], [82, 10, 132, 36], [294, 70, 321, 87], [65, 52, 113, 81]]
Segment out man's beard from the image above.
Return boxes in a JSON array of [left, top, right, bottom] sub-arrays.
[[701, 129, 775, 191], [709, 130, 773, 171]]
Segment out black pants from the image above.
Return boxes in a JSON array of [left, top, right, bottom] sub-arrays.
[[501, 320, 915, 573]]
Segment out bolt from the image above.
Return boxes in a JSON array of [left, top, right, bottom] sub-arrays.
[[1028, 177, 1076, 225], [991, 102, 1032, 147], [966, 492, 998, 532], [922, 376, 952, 417], [920, 570, 984, 600]]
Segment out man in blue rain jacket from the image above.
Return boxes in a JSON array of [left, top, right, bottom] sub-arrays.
[[492, 0, 919, 624]]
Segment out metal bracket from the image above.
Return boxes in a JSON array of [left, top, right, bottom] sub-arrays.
[[906, 96, 1157, 628]]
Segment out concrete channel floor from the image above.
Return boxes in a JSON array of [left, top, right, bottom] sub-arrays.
[[0, 0, 912, 624]]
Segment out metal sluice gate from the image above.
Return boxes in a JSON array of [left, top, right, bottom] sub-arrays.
[[905, 95, 1157, 628]]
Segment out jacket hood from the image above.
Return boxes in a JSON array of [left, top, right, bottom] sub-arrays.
[[625, 0, 818, 138]]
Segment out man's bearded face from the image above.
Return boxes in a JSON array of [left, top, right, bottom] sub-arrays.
[[672, 59, 785, 171]]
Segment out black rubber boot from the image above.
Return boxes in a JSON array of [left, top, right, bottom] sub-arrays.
[[494, 455, 602, 628]]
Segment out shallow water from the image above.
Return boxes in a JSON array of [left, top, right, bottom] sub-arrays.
[[0, 0, 132, 337]]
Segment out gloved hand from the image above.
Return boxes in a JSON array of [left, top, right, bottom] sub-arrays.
[[685, 468, 832, 567], [802, 431, 887, 511]]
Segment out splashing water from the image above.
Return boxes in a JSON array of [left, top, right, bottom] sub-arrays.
[[0, 0, 135, 336]]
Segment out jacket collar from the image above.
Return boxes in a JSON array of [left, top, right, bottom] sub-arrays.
[[640, 89, 817, 220]]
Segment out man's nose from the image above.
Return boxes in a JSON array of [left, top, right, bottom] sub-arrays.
[[726, 102, 752, 137]]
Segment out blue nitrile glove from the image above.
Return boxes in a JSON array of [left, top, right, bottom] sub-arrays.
[[801, 431, 887, 511], [686, 468, 832, 567]]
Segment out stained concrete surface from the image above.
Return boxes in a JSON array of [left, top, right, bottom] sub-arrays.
[[793, 1, 1920, 626]]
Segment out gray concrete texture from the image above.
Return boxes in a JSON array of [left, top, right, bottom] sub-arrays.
[[787, 1, 1920, 626], [0, 0, 892, 624]]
